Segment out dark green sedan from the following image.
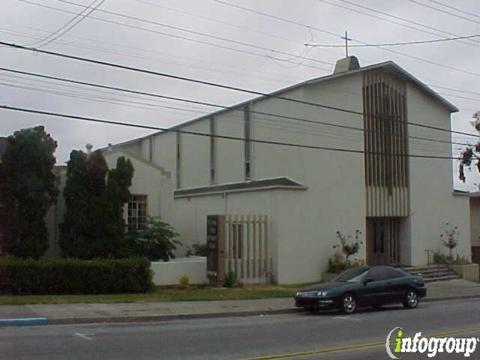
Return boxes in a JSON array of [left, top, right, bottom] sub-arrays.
[[295, 266, 426, 314]]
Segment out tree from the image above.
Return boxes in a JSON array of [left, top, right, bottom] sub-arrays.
[[459, 111, 480, 182], [60, 150, 134, 259], [130, 216, 181, 261], [0, 126, 57, 259]]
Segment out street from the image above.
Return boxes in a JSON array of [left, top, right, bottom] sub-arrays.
[[1, 298, 480, 359]]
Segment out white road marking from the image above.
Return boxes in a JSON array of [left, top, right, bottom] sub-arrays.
[[335, 316, 361, 321], [74, 332, 94, 341]]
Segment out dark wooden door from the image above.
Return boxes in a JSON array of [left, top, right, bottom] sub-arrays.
[[367, 218, 400, 265]]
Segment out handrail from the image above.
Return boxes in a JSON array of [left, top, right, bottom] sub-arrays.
[[425, 249, 435, 266]]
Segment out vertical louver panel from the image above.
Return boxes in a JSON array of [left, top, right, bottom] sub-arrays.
[[363, 70, 409, 217]]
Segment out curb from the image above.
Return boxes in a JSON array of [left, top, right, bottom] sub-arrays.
[[5, 294, 480, 327], [48, 308, 301, 325], [0, 318, 48, 327], [422, 294, 480, 303]]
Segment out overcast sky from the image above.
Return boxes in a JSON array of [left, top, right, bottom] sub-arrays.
[[1, 0, 479, 190]]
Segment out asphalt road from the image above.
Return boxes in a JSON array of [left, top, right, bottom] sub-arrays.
[[1, 298, 480, 360]]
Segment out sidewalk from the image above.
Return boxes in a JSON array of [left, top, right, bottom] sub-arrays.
[[1, 279, 479, 325]]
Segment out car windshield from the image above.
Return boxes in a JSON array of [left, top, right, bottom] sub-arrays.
[[332, 267, 369, 282]]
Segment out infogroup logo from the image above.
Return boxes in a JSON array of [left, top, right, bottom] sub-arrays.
[[385, 327, 480, 359]]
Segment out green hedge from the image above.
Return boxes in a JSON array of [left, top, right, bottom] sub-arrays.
[[0, 257, 153, 294]]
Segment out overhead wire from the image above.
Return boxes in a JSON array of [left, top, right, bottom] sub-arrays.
[[1, 40, 477, 141], [16, 0, 330, 70], [0, 104, 465, 160], [31, 0, 106, 48], [0, 66, 475, 150]]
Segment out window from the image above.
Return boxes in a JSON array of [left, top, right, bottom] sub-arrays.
[[244, 106, 252, 179], [128, 195, 148, 230], [209, 117, 216, 184]]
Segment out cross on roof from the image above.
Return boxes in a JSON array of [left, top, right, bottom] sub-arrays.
[[341, 31, 352, 58]]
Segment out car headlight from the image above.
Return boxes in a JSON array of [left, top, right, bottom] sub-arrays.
[[317, 291, 328, 297], [296, 291, 301, 297]]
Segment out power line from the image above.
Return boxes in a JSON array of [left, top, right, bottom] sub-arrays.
[[17, 0, 330, 70], [0, 80, 209, 115], [133, 0, 302, 46], [407, 0, 480, 25], [55, 0, 330, 65], [305, 34, 480, 48], [335, 0, 480, 46], [214, 0, 480, 78], [1, 41, 477, 140], [0, 104, 463, 160], [425, 0, 480, 20], [0, 26, 297, 86], [429, 84, 480, 97], [5, 24, 480, 101], [28, 0, 97, 47], [33, 0, 106, 48], [0, 66, 473, 148]]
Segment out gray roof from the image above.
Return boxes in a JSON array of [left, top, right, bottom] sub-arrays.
[[108, 60, 458, 150], [174, 177, 307, 198]]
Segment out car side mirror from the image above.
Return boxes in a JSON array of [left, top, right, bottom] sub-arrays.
[[363, 278, 374, 286]]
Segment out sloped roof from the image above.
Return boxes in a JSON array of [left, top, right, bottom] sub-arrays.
[[174, 177, 307, 198], [102, 148, 171, 177], [107, 60, 458, 150]]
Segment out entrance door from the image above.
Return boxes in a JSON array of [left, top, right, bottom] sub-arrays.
[[366, 218, 400, 265]]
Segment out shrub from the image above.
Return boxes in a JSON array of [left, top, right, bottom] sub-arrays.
[[433, 252, 470, 265], [130, 217, 181, 261], [433, 251, 449, 264], [327, 257, 347, 273], [0, 257, 153, 294], [186, 243, 208, 257], [223, 271, 239, 288], [179, 274, 190, 289]]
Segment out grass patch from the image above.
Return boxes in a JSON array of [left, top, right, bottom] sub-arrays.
[[0, 284, 304, 305]]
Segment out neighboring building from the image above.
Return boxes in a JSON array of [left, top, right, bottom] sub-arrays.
[[102, 56, 471, 284], [469, 192, 480, 264]]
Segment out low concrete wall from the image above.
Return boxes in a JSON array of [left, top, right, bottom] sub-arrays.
[[451, 263, 480, 282], [151, 257, 208, 286]]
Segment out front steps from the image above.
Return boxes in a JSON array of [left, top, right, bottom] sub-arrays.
[[401, 264, 461, 283]]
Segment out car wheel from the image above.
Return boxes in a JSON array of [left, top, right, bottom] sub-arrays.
[[403, 289, 419, 309], [341, 293, 357, 314]]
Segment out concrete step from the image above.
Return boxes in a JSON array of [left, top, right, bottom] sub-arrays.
[[424, 275, 461, 283], [400, 265, 460, 283]]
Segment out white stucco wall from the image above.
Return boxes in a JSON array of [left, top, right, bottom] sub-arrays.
[[406, 84, 471, 264], [151, 257, 207, 286], [170, 74, 366, 284], [105, 66, 469, 283], [251, 74, 366, 284], [104, 150, 174, 224]]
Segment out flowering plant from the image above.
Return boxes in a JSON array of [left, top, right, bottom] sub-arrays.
[[333, 229, 362, 262], [440, 222, 459, 258]]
